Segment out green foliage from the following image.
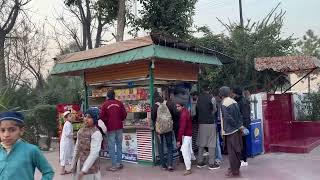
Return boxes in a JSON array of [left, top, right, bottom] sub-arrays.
[[0, 87, 15, 112], [135, 0, 197, 39], [64, 0, 118, 25], [193, 5, 295, 92], [296, 29, 320, 58], [23, 105, 58, 148], [295, 92, 320, 121], [95, 0, 118, 24], [39, 76, 83, 105], [23, 110, 41, 145]]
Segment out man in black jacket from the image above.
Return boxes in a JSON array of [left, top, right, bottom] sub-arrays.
[[219, 86, 243, 177], [232, 87, 251, 167], [196, 87, 219, 170]]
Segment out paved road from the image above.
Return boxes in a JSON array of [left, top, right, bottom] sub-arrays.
[[36, 146, 320, 180]]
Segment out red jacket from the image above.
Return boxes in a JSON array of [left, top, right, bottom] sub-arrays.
[[177, 108, 193, 143], [100, 99, 127, 132]]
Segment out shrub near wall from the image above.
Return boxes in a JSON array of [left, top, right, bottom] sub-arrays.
[[295, 92, 320, 121], [23, 105, 58, 150]]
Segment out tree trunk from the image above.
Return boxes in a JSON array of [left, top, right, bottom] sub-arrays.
[[81, 23, 87, 50], [116, 0, 126, 42], [95, 18, 103, 48], [86, 20, 93, 49], [85, 0, 93, 49], [0, 33, 7, 88]]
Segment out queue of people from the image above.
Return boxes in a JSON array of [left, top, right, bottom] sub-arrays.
[[0, 86, 251, 179]]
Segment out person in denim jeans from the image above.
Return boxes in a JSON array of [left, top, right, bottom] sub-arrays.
[[158, 132, 174, 171], [152, 92, 175, 171], [215, 126, 222, 165], [107, 129, 123, 171], [100, 90, 127, 172]]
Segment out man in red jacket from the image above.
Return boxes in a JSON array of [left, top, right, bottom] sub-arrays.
[[100, 89, 127, 171], [176, 102, 196, 176]]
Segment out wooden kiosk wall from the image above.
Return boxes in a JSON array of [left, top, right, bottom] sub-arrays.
[[84, 59, 199, 165]]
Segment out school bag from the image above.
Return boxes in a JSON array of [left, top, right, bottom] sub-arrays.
[[155, 101, 173, 134]]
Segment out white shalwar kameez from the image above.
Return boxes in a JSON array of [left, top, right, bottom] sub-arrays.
[[181, 136, 196, 170], [60, 121, 75, 166]]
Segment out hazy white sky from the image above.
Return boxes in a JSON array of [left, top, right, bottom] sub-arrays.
[[27, 0, 320, 52]]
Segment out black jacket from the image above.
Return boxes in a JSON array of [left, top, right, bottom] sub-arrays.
[[196, 92, 215, 124], [235, 96, 251, 128], [221, 97, 243, 135]]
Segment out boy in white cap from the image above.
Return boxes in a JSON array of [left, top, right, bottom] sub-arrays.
[[60, 110, 75, 175], [0, 111, 54, 180]]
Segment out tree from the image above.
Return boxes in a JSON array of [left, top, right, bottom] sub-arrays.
[[39, 75, 83, 105], [8, 20, 49, 89], [0, 0, 31, 88], [61, 0, 118, 50], [194, 4, 294, 92], [294, 29, 320, 90], [296, 29, 320, 59], [135, 0, 197, 39], [116, 0, 126, 42]]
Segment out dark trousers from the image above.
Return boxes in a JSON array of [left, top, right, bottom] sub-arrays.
[[241, 135, 247, 162], [226, 131, 242, 173], [158, 132, 173, 168]]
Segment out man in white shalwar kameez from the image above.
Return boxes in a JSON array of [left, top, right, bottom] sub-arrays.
[[60, 111, 75, 175]]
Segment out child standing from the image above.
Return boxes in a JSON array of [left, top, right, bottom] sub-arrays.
[[0, 111, 54, 180], [175, 102, 196, 176], [71, 108, 103, 180], [60, 111, 75, 175]]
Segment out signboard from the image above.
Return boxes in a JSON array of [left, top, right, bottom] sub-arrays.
[[100, 131, 138, 163]]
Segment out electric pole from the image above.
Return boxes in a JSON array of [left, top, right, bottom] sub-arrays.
[[239, 0, 244, 27]]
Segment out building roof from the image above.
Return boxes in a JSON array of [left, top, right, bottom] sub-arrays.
[[255, 56, 320, 73], [55, 36, 154, 64], [51, 33, 235, 75]]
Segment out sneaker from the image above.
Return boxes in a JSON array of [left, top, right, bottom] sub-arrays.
[[167, 166, 174, 172], [197, 162, 207, 168], [203, 152, 209, 156], [108, 167, 117, 172], [241, 161, 248, 167], [208, 163, 220, 170], [117, 164, 124, 169], [161, 165, 168, 171], [183, 170, 192, 176]]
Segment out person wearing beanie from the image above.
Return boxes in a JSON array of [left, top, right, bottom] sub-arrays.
[[71, 107, 103, 180], [60, 111, 75, 175], [0, 111, 54, 180], [196, 87, 218, 170], [100, 89, 127, 171], [175, 102, 195, 176], [231, 87, 251, 167], [219, 86, 244, 177]]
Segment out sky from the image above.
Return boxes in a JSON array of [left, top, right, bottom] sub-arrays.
[[26, 0, 320, 54]]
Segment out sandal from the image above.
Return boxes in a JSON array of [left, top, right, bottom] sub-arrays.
[[183, 170, 192, 176], [60, 170, 72, 175]]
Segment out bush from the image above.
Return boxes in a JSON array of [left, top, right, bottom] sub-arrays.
[[23, 111, 41, 145], [295, 92, 320, 121], [23, 105, 58, 150]]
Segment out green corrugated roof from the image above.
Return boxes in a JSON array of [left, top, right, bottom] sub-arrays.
[[51, 45, 222, 75]]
